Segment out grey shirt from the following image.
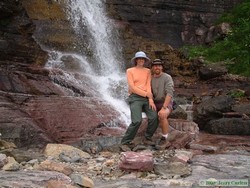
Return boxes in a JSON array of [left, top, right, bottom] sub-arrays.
[[151, 73, 174, 102]]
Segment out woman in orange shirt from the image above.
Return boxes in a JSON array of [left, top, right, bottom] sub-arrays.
[[120, 51, 158, 150]]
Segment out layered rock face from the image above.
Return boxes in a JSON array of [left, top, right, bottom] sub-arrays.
[[21, 0, 78, 52], [0, 0, 50, 146], [0, 0, 47, 65], [106, 0, 242, 48]]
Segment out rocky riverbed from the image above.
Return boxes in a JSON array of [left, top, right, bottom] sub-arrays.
[[1, 132, 250, 188]]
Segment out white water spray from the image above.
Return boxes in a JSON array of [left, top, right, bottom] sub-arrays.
[[65, 0, 123, 75], [46, 0, 130, 125]]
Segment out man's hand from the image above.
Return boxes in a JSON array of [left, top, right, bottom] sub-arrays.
[[158, 108, 169, 119]]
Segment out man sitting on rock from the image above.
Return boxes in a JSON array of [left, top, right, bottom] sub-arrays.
[[151, 59, 175, 150]]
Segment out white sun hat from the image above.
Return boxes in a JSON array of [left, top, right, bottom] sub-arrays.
[[131, 51, 151, 65]]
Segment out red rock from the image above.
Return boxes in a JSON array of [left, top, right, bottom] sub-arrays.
[[119, 151, 154, 171]]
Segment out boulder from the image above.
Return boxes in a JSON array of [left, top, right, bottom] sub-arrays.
[[119, 151, 154, 171], [206, 118, 250, 135]]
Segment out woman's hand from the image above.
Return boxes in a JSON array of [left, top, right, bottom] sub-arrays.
[[146, 91, 153, 99], [148, 98, 156, 111]]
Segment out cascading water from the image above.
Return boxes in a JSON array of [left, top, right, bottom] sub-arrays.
[[45, 0, 130, 125], [65, 0, 123, 75]]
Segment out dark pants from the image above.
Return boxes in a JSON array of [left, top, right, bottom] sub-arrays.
[[121, 94, 158, 145], [155, 100, 173, 112]]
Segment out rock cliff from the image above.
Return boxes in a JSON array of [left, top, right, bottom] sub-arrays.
[[106, 0, 242, 48]]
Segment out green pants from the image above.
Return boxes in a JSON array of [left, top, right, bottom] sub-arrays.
[[121, 94, 158, 145]]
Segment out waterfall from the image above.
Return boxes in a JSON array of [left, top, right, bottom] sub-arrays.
[[65, 0, 123, 75], [45, 0, 130, 125]]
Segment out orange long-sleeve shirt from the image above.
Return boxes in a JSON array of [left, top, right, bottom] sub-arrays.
[[126, 67, 152, 97]]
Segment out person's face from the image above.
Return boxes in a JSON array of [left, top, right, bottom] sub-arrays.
[[135, 58, 145, 66], [152, 64, 163, 75]]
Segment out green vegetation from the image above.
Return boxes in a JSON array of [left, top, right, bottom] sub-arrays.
[[228, 89, 245, 98], [183, 1, 250, 77]]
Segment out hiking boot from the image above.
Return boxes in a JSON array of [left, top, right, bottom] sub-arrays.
[[143, 138, 155, 146], [132, 145, 147, 152], [119, 142, 135, 152], [119, 144, 131, 152], [155, 137, 171, 150]]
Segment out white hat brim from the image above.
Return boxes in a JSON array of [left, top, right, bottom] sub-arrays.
[[131, 56, 151, 65]]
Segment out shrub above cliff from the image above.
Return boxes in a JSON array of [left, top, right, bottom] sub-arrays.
[[184, 1, 250, 77]]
